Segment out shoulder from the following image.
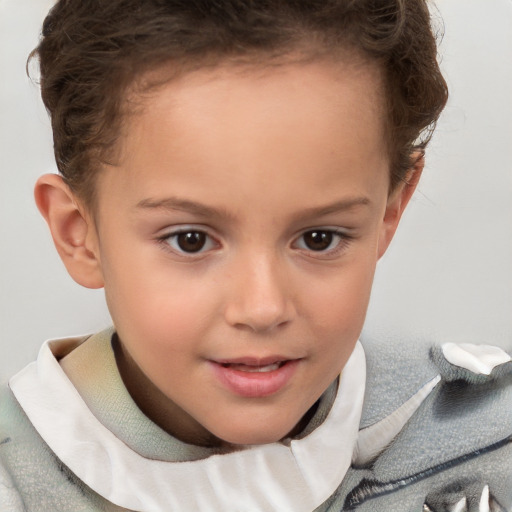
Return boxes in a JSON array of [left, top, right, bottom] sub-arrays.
[[0, 383, 50, 511], [359, 335, 512, 430], [344, 336, 512, 511], [0, 385, 26, 510], [0, 364, 114, 511]]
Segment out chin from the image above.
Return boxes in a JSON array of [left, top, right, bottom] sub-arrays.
[[220, 432, 285, 447], [210, 418, 299, 447]]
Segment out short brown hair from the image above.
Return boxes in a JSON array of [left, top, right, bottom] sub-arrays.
[[31, 0, 448, 203]]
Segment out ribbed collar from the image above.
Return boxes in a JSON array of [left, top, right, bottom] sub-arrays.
[[10, 330, 366, 512]]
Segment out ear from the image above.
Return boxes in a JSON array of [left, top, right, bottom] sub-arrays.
[[377, 153, 424, 258], [34, 174, 104, 289]]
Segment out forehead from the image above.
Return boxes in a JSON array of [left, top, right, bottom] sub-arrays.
[[127, 57, 385, 141], [97, 58, 388, 215]]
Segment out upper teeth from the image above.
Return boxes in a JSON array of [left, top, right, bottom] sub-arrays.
[[227, 362, 282, 372]]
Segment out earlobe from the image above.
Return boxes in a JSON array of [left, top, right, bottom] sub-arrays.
[[377, 153, 424, 258], [34, 174, 104, 289]]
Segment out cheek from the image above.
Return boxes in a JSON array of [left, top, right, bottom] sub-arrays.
[[102, 251, 215, 353], [304, 264, 375, 386], [306, 257, 376, 335]]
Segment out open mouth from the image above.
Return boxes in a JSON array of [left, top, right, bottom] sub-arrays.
[[210, 358, 300, 397], [219, 361, 287, 373]]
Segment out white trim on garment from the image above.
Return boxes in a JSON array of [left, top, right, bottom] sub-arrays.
[[441, 342, 511, 375], [10, 339, 366, 512]]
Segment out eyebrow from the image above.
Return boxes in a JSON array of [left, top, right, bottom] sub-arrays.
[[135, 195, 371, 221], [135, 197, 235, 220], [297, 197, 371, 219]]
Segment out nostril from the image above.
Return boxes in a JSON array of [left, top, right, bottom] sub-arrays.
[[231, 316, 290, 334], [223, 260, 295, 332]]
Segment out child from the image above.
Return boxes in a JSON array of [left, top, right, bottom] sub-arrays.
[[1, 0, 511, 510]]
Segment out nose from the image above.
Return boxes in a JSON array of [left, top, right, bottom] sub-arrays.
[[224, 253, 295, 333]]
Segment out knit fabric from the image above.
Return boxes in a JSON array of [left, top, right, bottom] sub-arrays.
[[1, 330, 511, 511]]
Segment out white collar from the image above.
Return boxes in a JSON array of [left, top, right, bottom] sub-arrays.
[[10, 337, 366, 512]]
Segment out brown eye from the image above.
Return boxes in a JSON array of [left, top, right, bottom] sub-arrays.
[[176, 231, 207, 252], [302, 230, 334, 251], [163, 229, 217, 256]]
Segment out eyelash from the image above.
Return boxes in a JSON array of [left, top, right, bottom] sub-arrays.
[[292, 229, 352, 258], [157, 227, 218, 256], [156, 227, 352, 258]]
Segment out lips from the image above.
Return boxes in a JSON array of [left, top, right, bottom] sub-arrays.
[[209, 357, 300, 398], [221, 361, 284, 373]]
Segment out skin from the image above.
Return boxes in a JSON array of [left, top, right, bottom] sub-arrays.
[[35, 58, 422, 448]]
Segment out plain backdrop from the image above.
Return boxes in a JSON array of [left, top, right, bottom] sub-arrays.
[[1, 0, 511, 383]]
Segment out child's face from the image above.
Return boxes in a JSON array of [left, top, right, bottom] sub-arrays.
[[73, 59, 414, 446]]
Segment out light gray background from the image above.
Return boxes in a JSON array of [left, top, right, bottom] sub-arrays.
[[1, 0, 511, 383]]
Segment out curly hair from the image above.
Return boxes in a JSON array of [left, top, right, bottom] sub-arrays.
[[30, 0, 448, 204]]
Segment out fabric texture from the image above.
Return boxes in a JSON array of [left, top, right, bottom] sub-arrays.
[[1, 330, 365, 512], [1, 329, 511, 511]]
